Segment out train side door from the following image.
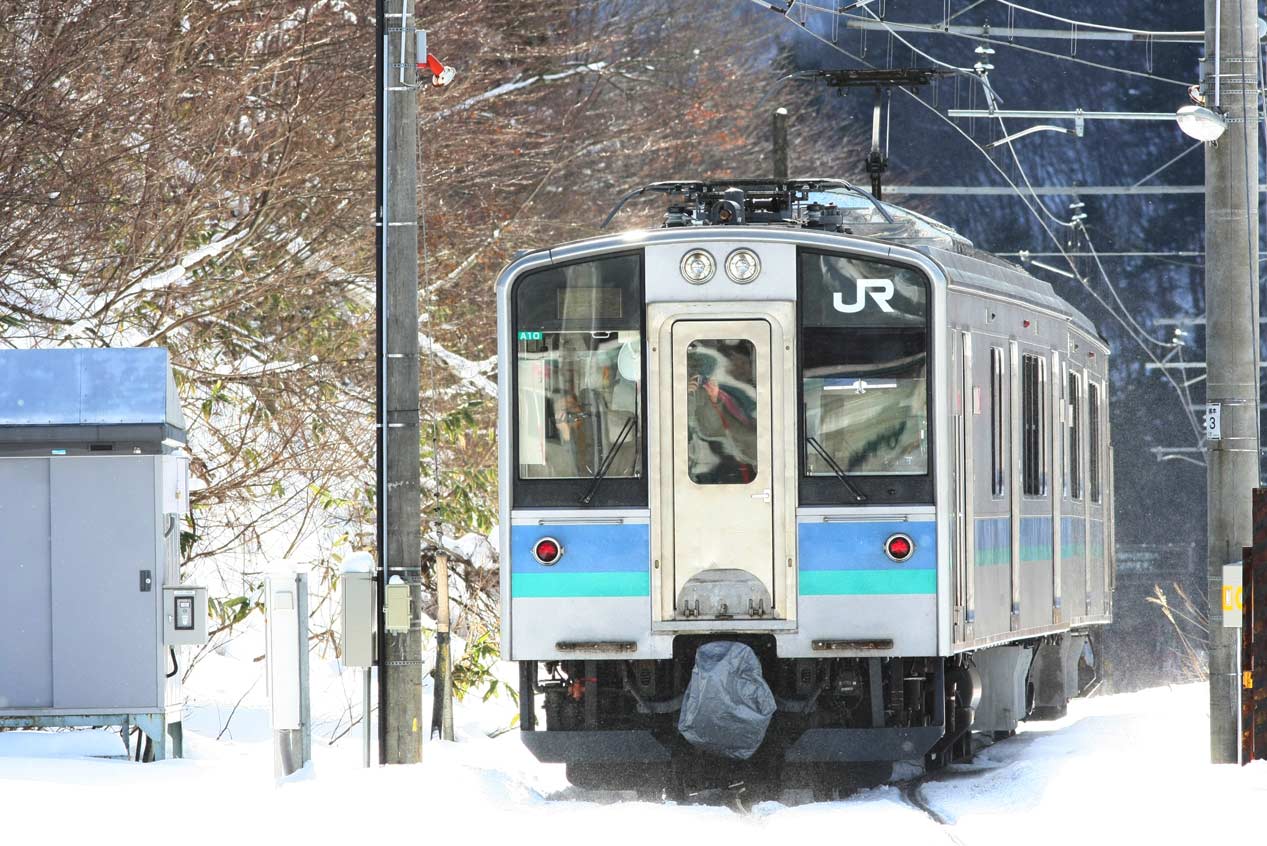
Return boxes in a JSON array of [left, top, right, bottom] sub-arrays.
[[669, 319, 775, 618], [954, 330, 976, 642]]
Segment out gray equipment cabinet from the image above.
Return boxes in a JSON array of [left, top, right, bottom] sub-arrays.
[[0, 348, 205, 760]]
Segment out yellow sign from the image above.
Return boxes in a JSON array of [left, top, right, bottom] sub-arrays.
[[1223, 565, 1243, 627], [1224, 586, 1243, 611]]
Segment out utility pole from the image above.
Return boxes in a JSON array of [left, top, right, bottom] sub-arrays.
[[772, 107, 789, 179], [376, 0, 423, 765], [1205, 0, 1261, 765]]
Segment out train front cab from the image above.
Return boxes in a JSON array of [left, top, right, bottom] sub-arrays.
[[497, 230, 955, 780]]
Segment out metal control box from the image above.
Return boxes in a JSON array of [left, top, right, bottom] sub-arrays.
[[0, 348, 197, 760], [385, 581, 412, 632], [340, 571, 377, 668], [164, 586, 208, 646]]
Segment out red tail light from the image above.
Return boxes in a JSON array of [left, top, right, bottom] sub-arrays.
[[885, 534, 914, 562], [533, 537, 563, 565]]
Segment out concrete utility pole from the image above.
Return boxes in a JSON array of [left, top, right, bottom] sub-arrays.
[[376, 0, 424, 765], [1205, 0, 1261, 765]]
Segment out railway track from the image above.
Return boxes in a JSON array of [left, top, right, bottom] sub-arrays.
[[897, 775, 968, 846]]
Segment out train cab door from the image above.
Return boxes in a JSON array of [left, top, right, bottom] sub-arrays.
[[649, 305, 795, 626]]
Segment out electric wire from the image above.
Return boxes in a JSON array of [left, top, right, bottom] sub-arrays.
[[794, 3, 1191, 349], [853, 6, 973, 74], [761, 3, 1204, 436], [1131, 141, 1203, 187], [791, 2, 1192, 86], [854, 4, 1003, 102], [991, 1, 1201, 39], [948, 0, 991, 24]]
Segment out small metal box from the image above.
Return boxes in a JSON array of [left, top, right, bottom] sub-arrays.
[[341, 571, 377, 668], [385, 581, 411, 633], [163, 586, 208, 646]]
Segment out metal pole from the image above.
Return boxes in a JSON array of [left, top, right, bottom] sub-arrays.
[[296, 572, 312, 768], [840, 18, 1205, 44], [947, 109, 1179, 121], [363, 668, 372, 767], [376, 0, 424, 765], [1205, 0, 1260, 765], [772, 107, 789, 179]]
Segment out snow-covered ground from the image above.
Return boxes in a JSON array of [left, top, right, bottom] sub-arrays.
[[2, 660, 1263, 845]]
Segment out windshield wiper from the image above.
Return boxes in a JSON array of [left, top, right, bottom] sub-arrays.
[[579, 417, 638, 505], [806, 436, 867, 503]]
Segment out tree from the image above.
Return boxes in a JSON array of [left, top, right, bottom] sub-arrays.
[[0, 0, 862, 684]]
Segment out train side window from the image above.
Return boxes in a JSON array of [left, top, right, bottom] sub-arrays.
[[513, 253, 643, 497], [1021, 353, 1046, 496], [1067, 372, 1082, 500], [1089, 381, 1102, 503], [990, 347, 1005, 498]]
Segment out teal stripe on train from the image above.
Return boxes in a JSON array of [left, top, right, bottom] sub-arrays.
[[510, 522, 649, 598], [1089, 517, 1105, 565], [1020, 515, 1053, 563], [1060, 515, 1087, 560], [800, 569, 936, 596], [512, 571, 650, 598], [975, 516, 1058, 565], [975, 516, 1011, 567], [797, 519, 936, 595]]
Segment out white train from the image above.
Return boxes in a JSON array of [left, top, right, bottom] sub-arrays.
[[495, 179, 1114, 796]]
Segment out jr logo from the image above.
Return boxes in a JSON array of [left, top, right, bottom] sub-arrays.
[[833, 278, 896, 314]]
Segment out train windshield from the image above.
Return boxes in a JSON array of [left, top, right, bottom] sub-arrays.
[[799, 251, 929, 480], [514, 254, 643, 483]]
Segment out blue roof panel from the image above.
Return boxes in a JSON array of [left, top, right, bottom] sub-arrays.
[[0, 348, 185, 431]]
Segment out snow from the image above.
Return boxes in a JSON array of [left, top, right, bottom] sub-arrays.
[[2, 672, 1262, 845], [425, 63, 609, 126], [340, 550, 375, 573]]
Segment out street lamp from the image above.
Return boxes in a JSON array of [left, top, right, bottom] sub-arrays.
[[1176, 104, 1227, 142]]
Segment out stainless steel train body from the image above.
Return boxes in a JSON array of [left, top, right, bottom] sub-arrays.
[[495, 182, 1114, 784]]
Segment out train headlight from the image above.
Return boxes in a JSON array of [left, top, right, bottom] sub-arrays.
[[725, 249, 761, 284], [885, 533, 914, 563], [532, 537, 563, 565], [680, 249, 716, 284]]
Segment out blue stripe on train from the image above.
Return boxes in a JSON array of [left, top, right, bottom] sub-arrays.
[[974, 516, 1011, 567], [798, 519, 936, 596], [509, 522, 650, 598]]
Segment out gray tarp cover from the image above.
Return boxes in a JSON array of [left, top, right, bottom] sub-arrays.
[[677, 641, 776, 760]]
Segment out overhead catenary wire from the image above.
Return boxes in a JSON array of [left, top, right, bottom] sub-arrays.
[[782, 3, 1201, 338], [948, 0, 991, 24], [930, 29, 1206, 427], [757, 2, 1204, 438], [791, 2, 1193, 86], [992, 0, 1202, 39]]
